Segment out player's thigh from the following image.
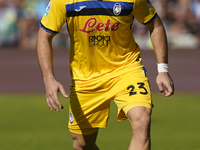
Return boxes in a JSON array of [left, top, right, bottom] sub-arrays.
[[68, 85, 111, 132]]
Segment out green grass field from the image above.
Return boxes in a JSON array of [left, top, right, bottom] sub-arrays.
[[0, 93, 200, 150]]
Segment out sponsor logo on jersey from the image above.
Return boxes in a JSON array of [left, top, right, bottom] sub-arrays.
[[113, 3, 121, 16], [89, 35, 111, 47], [69, 113, 73, 124], [79, 18, 120, 33], [44, 2, 51, 16], [75, 6, 86, 12]]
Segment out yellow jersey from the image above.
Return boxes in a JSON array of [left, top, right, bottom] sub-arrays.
[[40, 0, 157, 81]]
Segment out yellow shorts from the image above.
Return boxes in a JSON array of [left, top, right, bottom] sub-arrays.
[[68, 61, 153, 135]]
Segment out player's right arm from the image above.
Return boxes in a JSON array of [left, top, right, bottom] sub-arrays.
[[37, 27, 68, 112]]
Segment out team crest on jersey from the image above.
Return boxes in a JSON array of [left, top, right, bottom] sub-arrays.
[[44, 2, 51, 16], [146, 0, 151, 5], [113, 3, 121, 16], [69, 113, 73, 124]]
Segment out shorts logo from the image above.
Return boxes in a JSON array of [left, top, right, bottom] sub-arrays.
[[69, 113, 73, 124], [44, 2, 51, 16], [113, 3, 121, 16], [79, 18, 120, 33], [89, 35, 111, 47]]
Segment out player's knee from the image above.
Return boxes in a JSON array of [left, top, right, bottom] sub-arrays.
[[72, 136, 98, 150], [72, 138, 86, 150], [138, 115, 150, 130], [73, 141, 97, 150], [129, 111, 150, 133], [70, 129, 99, 150], [132, 114, 151, 136]]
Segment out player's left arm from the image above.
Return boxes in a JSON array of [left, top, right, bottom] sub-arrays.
[[145, 15, 174, 97]]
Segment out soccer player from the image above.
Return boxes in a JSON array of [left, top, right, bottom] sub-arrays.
[[37, 0, 174, 149]]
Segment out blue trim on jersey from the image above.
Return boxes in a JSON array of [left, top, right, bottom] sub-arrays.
[[142, 67, 147, 77], [66, 1, 134, 17], [66, 1, 134, 11], [143, 13, 157, 25], [39, 22, 58, 34]]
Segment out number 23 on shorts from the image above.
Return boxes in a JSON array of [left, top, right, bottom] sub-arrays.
[[127, 82, 148, 96]]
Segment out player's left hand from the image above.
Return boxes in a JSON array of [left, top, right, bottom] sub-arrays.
[[156, 72, 174, 97]]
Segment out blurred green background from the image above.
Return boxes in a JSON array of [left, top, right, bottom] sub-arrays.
[[0, 93, 200, 150]]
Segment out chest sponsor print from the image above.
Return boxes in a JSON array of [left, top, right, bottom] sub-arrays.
[[79, 17, 120, 33]]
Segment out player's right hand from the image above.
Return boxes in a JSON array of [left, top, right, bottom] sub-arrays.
[[44, 78, 68, 112]]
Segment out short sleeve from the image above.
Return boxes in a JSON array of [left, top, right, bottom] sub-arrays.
[[40, 0, 67, 34], [132, 0, 157, 24]]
